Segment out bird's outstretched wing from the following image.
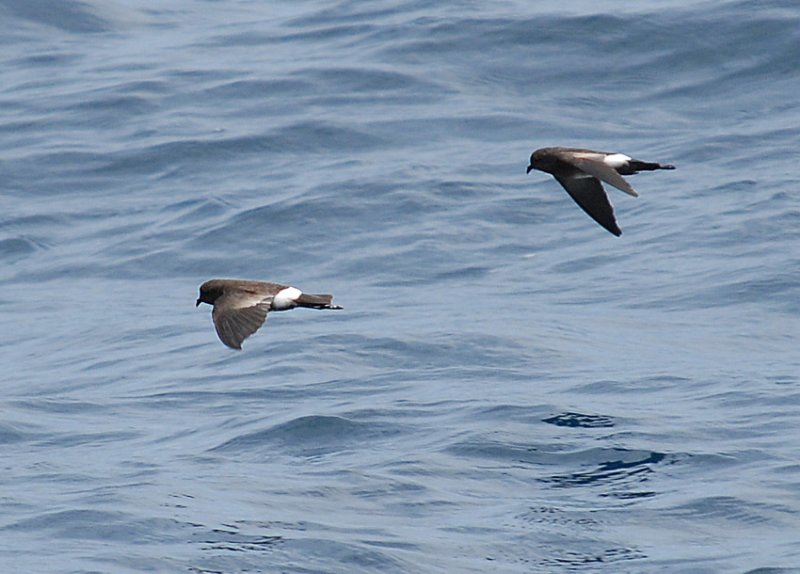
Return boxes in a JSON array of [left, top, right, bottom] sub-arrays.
[[554, 175, 622, 236], [212, 293, 272, 350], [566, 154, 638, 197]]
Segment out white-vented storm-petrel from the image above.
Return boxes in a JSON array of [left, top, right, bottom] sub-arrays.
[[527, 147, 675, 236], [196, 279, 342, 350]]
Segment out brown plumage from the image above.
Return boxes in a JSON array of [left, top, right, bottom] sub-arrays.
[[196, 279, 342, 350], [527, 147, 675, 236]]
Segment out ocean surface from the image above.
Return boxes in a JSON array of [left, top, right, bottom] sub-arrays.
[[1, 0, 799, 572]]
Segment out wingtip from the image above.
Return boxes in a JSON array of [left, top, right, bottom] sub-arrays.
[[220, 337, 243, 350]]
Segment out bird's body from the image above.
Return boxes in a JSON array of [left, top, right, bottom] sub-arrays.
[[527, 147, 675, 236], [196, 279, 341, 349]]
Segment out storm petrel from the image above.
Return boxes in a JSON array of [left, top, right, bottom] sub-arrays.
[[527, 147, 675, 236], [196, 279, 342, 350]]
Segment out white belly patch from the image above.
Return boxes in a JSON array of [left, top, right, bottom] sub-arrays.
[[603, 153, 631, 168], [272, 286, 302, 310]]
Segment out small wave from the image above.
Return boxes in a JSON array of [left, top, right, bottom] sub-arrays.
[[543, 412, 616, 428], [1, 0, 110, 33], [212, 415, 401, 457]]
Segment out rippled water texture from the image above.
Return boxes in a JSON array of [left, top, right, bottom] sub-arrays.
[[1, 0, 799, 572]]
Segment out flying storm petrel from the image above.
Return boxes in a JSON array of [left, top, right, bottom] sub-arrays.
[[527, 147, 675, 236], [196, 279, 342, 350]]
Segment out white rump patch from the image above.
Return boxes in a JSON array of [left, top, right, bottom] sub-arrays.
[[603, 153, 631, 168], [272, 286, 302, 310]]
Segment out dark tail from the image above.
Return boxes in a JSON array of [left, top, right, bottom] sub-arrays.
[[628, 159, 676, 172], [296, 293, 342, 310]]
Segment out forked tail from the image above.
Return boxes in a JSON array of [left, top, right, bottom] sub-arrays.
[[629, 160, 675, 171], [296, 293, 343, 310]]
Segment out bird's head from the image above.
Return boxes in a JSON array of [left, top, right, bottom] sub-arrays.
[[526, 150, 541, 174], [196, 280, 224, 307]]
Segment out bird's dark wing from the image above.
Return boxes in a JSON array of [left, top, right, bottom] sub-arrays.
[[554, 175, 622, 236], [567, 156, 638, 197], [212, 293, 272, 349]]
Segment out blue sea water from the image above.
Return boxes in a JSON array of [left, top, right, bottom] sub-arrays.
[[1, 0, 799, 572]]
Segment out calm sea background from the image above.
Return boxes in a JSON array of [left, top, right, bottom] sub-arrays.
[[1, 1, 799, 572]]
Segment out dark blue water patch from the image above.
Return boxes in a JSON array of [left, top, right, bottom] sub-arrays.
[[449, 438, 667, 496], [4, 509, 192, 543], [0, 0, 111, 34], [193, 29, 276, 48], [771, 374, 799, 386], [0, 422, 34, 444], [342, 236, 490, 287], [331, 333, 532, 374], [540, 448, 666, 496], [537, 546, 647, 570], [543, 412, 616, 428], [6, 151, 117, 195], [204, 78, 314, 100], [665, 496, 794, 526], [13, 398, 110, 415], [446, 439, 556, 464], [469, 404, 573, 428], [36, 429, 142, 449], [307, 177, 454, 218], [211, 414, 403, 458], [575, 376, 694, 395], [301, 66, 446, 94], [35, 121, 384, 183], [346, 481, 434, 520], [490, 507, 649, 571], [713, 271, 800, 311], [136, 374, 365, 411], [92, 121, 386, 178], [194, 526, 283, 553], [187, 524, 418, 573], [517, 505, 601, 528], [5, 50, 83, 68], [193, 198, 365, 249], [703, 209, 800, 254], [270, 120, 388, 154], [0, 212, 62, 230], [430, 265, 490, 282], [108, 80, 172, 96], [368, 114, 534, 147], [0, 236, 43, 260], [293, 67, 453, 108], [285, 1, 406, 28], [279, 537, 412, 573], [156, 196, 235, 228], [69, 93, 157, 117], [648, 267, 800, 315], [364, 248, 486, 287], [550, 252, 628, 274], [201, 20, 373, 48], [90, 137, 278, 176]]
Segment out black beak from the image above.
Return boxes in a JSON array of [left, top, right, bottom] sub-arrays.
[[195, 298, 201, 307], [526, 164, 533, 174]]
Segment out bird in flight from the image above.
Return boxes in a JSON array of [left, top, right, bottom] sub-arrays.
[[196, 279, 342, 349], [527, 147, 675, 236]]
